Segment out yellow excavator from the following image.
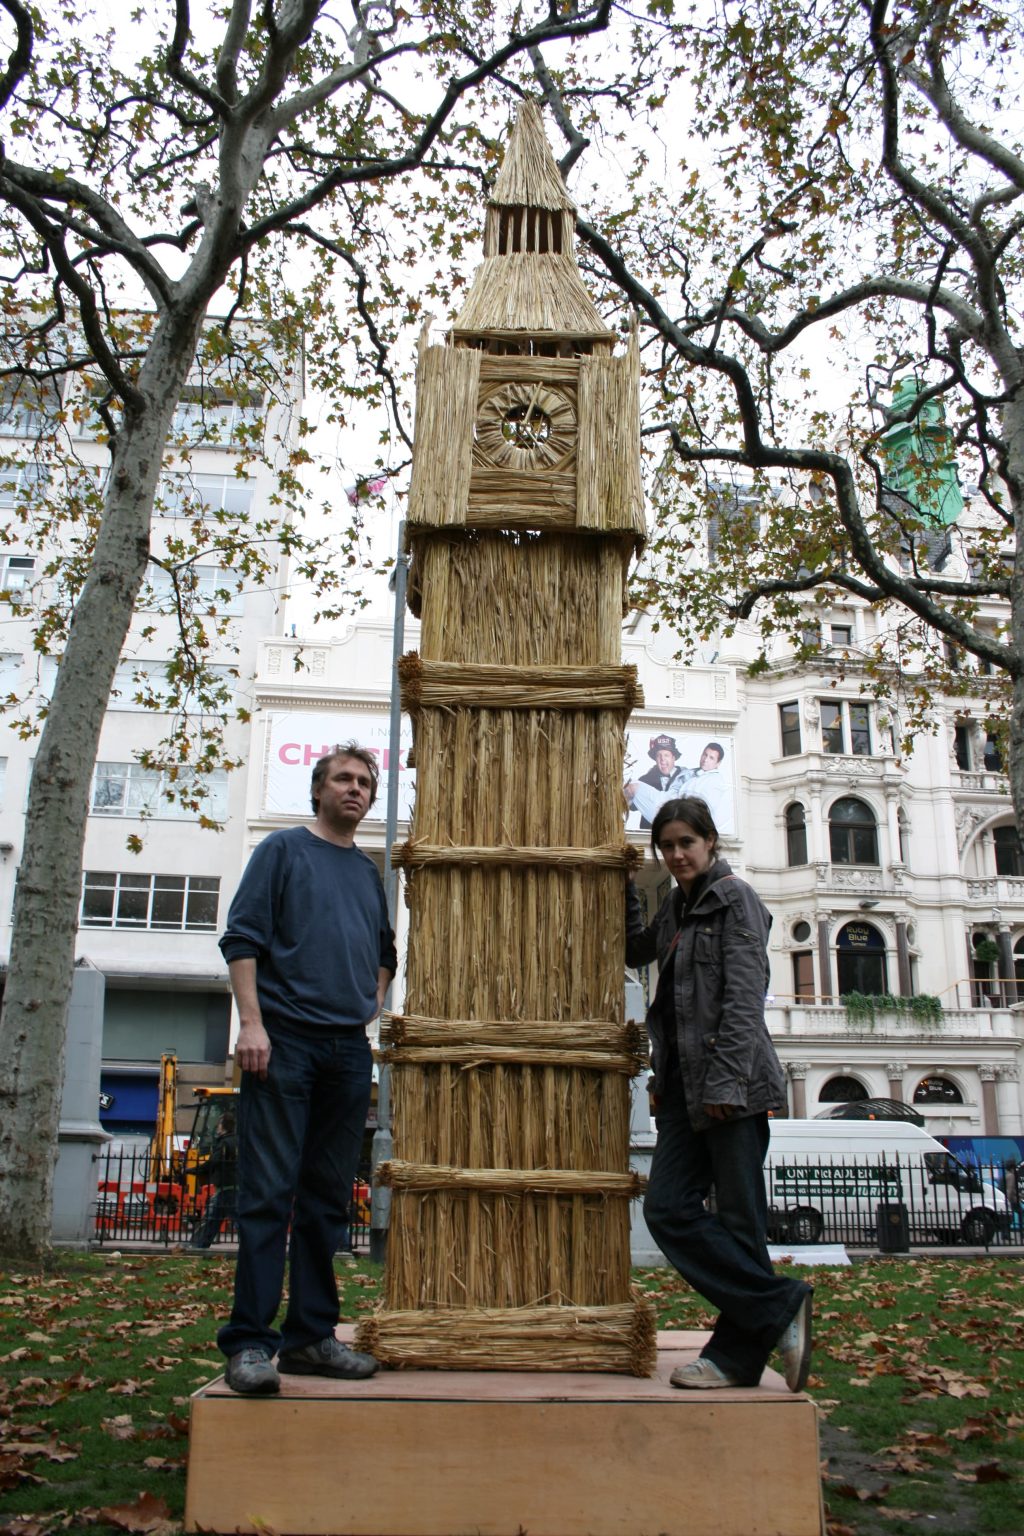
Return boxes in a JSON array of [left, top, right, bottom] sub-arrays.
[[147, 1053, 238, 1218]]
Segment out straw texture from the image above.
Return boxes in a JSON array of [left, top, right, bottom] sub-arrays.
[[407, 345, 480, 526], [577, 344, 645, 538], [490, 101, 576, 211], [399, 655, 640, 713], [413, 532, 630, 666], [355, 1300, 657, 1375], [454, 254, 609, 337], [377, 100, 651, 1375]]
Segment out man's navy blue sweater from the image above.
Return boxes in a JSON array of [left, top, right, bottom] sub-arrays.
[[219, 826, 397, 1033]]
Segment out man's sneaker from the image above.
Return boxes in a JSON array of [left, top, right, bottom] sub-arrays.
[[277, 1335, 378, 1380], [225, 1347, 280, 1396], [669, 1356, 740, 1390], [776, 1290, 813, 1393]]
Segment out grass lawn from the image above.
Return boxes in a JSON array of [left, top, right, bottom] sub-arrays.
[[1, 1251, 1021, 1536]]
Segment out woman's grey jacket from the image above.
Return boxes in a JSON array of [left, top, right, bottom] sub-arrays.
[[626, 858, 787, 1133]]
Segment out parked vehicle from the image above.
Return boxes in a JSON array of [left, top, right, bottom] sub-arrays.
[[765, 1118, 1011, 1245]]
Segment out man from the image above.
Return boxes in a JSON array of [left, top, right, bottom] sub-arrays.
[[216, 743, 397, 1395], [189, 1110, 238, 1251], [625, 734, 687, 829], [683, 741, 731, 829]]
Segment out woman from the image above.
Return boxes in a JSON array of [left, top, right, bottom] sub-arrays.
[[626, 796, 813, 1391]]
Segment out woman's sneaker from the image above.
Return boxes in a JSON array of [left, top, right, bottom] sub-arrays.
[[776, 1291, 813, 1393], [669, 1357, 740, 1389], [225, 1347, 280, 1395]]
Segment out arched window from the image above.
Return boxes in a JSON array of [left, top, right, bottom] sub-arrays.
[[829, 796, 879, 865], [912, 1076, 964, 1105], [819, 1075, 869, 1103], [785, 802, 808, 866], [836, 920, 888, 996]]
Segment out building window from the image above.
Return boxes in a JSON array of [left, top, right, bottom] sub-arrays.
[[792, 919, 812, 943], [171, 388, 264, 447], [90, 763, 229, 822], [0, 756, 6, 809], [81, 872, 220, 931], [954, 724, 971, 769], [0, 377, 61, 437], [983, 734, 1002, 771], [156, 472, 255, 520], [830, 623, 853, 648], [836, 919, 887, 996], [785, 802, 808, 865], [912, 1076, 964, 1105], [821, 700, 871, 755], [829, 797, 879, 865], [0, 463, 49, 506], [779, 701, 801, 757], [792, 951, 815, 999], [141, 563, 243, 617], [994, 824, 1024, 878], [819, 1075, 869, 1104], [0, 556, 34, 595]]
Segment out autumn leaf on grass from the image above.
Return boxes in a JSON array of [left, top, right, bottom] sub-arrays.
[[875, 1508, 923, 1521], [87, 1492, 176, 1535], [945, 1416, 998, 1442], [824, 1516, 857, 1535], [830, 1482, 890, 1503], [102, 1415, 137, 1440], [107, 1379, 152, 1396], [0, 1451, 44, 1489], [0, 1517, 57, 1536], [953, 1461, 1013, 1483]]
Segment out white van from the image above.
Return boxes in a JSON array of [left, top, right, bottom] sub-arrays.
[[765, 1119, 1011, 1246]]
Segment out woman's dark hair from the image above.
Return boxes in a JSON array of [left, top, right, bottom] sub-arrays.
[[650, 796, 720, 860]]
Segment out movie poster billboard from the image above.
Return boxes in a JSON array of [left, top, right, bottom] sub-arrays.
[[623, 727, 735, 835], [263, 711, 415, 821]]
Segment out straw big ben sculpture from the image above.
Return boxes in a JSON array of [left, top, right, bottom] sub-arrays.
[[356, 101, 655, 1375]]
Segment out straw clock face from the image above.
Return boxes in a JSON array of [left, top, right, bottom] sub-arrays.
[[473, 381, 577, 471]]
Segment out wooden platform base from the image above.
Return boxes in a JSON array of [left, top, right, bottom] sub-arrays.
[[185, 1328, 824, 1536]]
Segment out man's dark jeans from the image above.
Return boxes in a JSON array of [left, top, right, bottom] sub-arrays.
[[644, 1077, 809, 1383], [218, 1026, 372, 1360]]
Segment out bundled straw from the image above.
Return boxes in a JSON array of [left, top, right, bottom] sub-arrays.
[[355, 1299, 657, 1376], [378, 1159, 643, 1197], [394, 843, 640, 870], [399, 654, 641, 714], [383, 1014, 648, 1056]]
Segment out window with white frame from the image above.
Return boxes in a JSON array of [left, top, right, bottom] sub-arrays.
[[170, 388, 264, 447], [105, 660, 236, 712], [1, 555, 35, 595], [81, 871, 220, 931], [91, 762, 229, 821], [0, 653, 22, 693], [820, 699, 872, 755], [155, 472, 255, 520], [0, 378, 61, 438], [0, 462, 49, 506], [141, 562, 243, 616]]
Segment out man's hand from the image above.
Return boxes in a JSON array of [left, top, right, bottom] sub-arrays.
[[703, 1103, 736, 1121], [236, 1018, 272, 1079]]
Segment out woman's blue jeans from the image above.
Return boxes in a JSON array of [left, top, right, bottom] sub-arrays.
[[217, 1026, 372, 1360], [644, 1079, 809, 1384]]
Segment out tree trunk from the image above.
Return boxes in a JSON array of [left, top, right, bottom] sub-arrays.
[[1004, 383, 1024, 852], [0, 324, 201, 1264]]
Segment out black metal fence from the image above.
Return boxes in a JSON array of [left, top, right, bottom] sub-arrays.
[[93, 1143, 372, 1251], [764, 1153, 1023, 1249]]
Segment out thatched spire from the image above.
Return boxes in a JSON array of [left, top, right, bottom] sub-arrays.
[[455, 100, 610, 342], [490, 99, 575, 212]]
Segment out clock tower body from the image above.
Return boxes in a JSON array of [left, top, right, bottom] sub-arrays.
[[359, 102, 654, 1374]]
